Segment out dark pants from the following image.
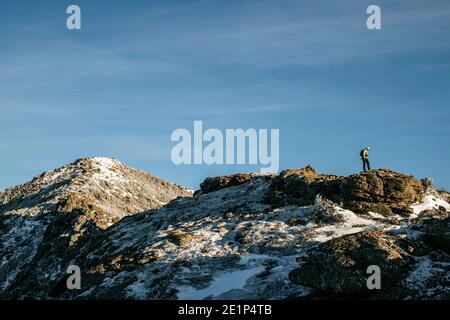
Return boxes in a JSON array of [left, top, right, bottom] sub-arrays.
[[362, 158, 370, 172]]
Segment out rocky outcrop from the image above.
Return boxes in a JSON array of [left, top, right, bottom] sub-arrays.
[[264, 166, 343, 207], [413, 217, 450, 254], [341, 169, 424, 216], [288, 231, 413, 295], [289, 216, 450, 299], [197, 173, 260, 195], [265, 166, 425, 217]]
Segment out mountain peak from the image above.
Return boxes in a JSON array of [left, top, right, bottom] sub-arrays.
[[0, 156, 192, 239]]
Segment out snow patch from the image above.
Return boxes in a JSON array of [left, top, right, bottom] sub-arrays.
[[91, 157, 128, 184], [405, 257, 434, 291], [310, 207, 379, 243], [411, 194, 450, 214], [403, 256, 449, 298], [176, 266, 264, 300], [368, 211, 385, 219]]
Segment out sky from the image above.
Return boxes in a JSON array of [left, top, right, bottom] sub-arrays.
[[0, 0, 449, 191]]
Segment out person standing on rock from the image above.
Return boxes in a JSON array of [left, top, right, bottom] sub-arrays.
[[360, 146, 371, 172]]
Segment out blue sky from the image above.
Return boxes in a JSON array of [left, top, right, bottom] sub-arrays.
[[1, 0, 449, 190]]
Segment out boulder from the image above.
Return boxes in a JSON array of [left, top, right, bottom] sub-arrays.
[[341, 169, 425, 216], [288, 231, 413, 294], [264, 166, 343, 207]]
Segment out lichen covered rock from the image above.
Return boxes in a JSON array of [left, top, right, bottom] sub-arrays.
[[288, 231, 413, 294], [264, 166, 343, 207], [265, 167, 425, 217], [341, 169, 424, 216]]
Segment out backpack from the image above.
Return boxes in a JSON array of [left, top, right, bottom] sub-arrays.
[[360, 149, 365, 158]]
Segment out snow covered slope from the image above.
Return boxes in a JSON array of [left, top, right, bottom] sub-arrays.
[[0, 161, 448, 299], [0, 157, 191, 297]]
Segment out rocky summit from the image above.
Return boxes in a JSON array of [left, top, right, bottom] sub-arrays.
[[0, 160, 449, 300]]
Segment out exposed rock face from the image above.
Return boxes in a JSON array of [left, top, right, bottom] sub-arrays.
[[341, 169, 424, 216], [0, 160, 448, 300], [197, 173, 261, 195], [288, 231, 413, 294], [413, 217, 450, 255], [265, 166, 425, 217], [264, 166, 343, 207]]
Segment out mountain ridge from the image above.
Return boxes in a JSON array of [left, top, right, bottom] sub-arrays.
[[0, 157, 448, 299]]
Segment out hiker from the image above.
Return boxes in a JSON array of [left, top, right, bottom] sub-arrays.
[[360, 146, 371, 172]]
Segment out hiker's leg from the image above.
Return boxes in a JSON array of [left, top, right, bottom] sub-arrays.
[[367, 159, 371, 170], [362, 158, 366, 172]]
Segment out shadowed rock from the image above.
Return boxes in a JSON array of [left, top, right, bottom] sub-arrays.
[[413, 217, 450, 254], [288, 231, 414, 294]]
